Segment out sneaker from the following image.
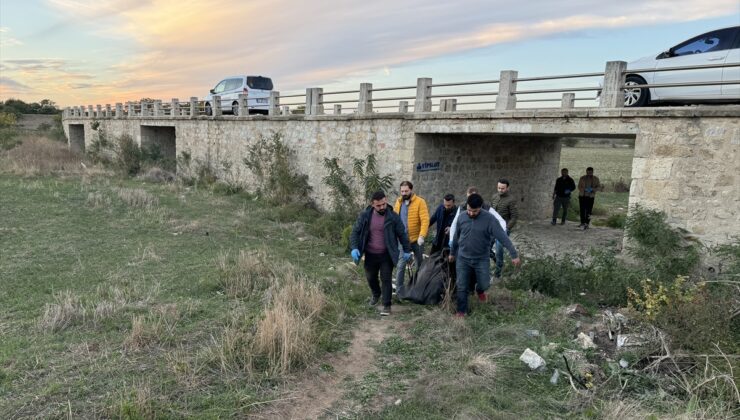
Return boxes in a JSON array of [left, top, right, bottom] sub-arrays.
[[454, 312, 466, 318], [578, 223, 584, 228], [477, 291, 488, 303], [583, 224, 589, 230], [368, 295, 380, 306], [551, 219, 556, 226], [380, 306, 391, 316], [560, 220, 566, 225]]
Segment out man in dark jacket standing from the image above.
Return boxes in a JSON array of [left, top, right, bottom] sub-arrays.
[[552, 168, 576, 225], [350, 191, 411, 316], [428, 194, 456, 254], [449, 194, 520, 317], [490, 178, 518, 278]]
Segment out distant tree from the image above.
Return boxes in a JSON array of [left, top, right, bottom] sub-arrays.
[[0, 98, 60, 116]]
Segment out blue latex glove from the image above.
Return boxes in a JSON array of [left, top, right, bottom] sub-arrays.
[[585, 187, 593, 193], [403, 252, 412, 262], [351, 249, 361, 263], [448, 239, 453, 248]]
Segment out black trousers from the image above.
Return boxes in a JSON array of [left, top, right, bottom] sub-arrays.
[[364, 252, 394, 307], [579, 196, 595, 225]]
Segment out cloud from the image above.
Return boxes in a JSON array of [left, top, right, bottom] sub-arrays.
[[0, 77, 32, 95], [0, 27, 23, 48]]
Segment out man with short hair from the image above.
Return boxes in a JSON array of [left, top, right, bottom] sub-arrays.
[[577, 167, 602, 230], [350, 191, 411, 316], [490, 178, 518, 278], [428, 194, 456, 254], [449, 194, 521, 317], [393, 181, 429, 296], [552, 168, 576, 225], [449, 186, 506, 247]]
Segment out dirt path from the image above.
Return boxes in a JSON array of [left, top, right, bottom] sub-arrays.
[[512, 220, 624, 258], [254, 307, 412, 419]]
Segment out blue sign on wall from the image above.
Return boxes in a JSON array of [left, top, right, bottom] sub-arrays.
[[416, 161, 441, 172]]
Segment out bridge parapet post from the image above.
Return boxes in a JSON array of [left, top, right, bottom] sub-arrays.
[[115, 103, 123, 119], [127, 102, 135, 117], [282, 105, 290, 115], [88, 105, 94, 118], [307, 88, 324, 115], [599, 61, 627, 108], [561, 93, 575, 109], [171, 99, 180, 117], [358, 83, 373, 114], [399, 101, 408, 113], [333, 104, 342, 114], [96, 105, 102, 118], [105, 104, 111, 118], [414, 78, 432, 113], [154, 100, 163, 116], [269, 91, 280, 116], [212, 95, 222, 116], [495, 70, 517, 111], [238, 94, 248, 116], [189, 97, 198, 118], [440, 99, 457, 112]]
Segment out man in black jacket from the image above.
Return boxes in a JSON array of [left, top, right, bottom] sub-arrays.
[[552, 168, 576, 225], [350, 191, 411, 316], [428, 193, 456, 254]]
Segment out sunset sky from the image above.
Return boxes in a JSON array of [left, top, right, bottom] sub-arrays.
[[1, 0, 738, 107]]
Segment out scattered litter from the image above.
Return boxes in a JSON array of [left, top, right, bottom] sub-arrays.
[[519, 348, 546, 370], [328, 266, 335, 271], [394, 399, 402, 406], [550, 369, 560, 384], [566, 304, 588, 317], [319, 252, 326, 257], [619, 359, 629, 368], [575, 332, 597, 349], [617, 334, 647, 349], [525, 329, 540, 337]]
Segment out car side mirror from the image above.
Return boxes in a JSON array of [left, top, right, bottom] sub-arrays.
[[210, 89, 215, 94]]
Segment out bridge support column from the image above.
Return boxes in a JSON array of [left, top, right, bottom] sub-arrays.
[[358, 83, 373, 114], [600, 61, 627, 108], [495, 70, 517, 111], [561, 93, 575, 109], [269, 91, 280, 116], [414, 78, 432, 113]]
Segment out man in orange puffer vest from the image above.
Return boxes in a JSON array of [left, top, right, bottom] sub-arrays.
[[393, 180, 430, 297]]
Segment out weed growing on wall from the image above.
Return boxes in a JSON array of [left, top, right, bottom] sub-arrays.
[[243, 132, 312, 205]]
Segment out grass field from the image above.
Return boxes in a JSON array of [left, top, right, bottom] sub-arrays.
[[2, 136, 733, 418]]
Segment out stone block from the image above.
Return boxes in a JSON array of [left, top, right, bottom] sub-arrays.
[[647, 158, 673, 180]]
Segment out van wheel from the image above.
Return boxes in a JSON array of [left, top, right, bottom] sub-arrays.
[[232, 102, 239, 115], [205, 103, 212, 116], [624, 75, 649, 107]]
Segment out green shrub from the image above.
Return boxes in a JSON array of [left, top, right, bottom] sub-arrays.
[[116, 134, 142, 176], [625, 205, 699, 282], [0, 128, 21, 150], [604, 213, 626, 229], [322, 154, 394, 220]]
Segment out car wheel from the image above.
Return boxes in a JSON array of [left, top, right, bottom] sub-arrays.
[[624, 75, 649, 107], [205, 103, 212, 116], [232, 102, 239, 115]]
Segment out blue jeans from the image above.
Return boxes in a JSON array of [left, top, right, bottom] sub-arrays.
[[396, 242, 423, 292], [494, 229, 511, 277], [456, 256, 491, 314]]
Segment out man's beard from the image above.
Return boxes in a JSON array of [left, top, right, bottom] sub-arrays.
[[444, 207, 454, 215], [376, 209, 386, 215], [401, 194, 411, 201]]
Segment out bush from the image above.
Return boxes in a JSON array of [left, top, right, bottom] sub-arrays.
[[322, 154, 394, 220], [604, 213, 626, 229], [243, 132, 312, 205], [116, 134, 142, 176], [611, 177, 630, 193], [625, 205, 699, 282]]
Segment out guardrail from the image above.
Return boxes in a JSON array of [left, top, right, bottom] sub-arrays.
[[64, 61, 739, 119]]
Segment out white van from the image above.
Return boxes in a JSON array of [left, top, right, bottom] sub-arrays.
[[204, 75, 274, 115]]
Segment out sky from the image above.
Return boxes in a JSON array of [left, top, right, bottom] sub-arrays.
[[1, 0, 738, 108]]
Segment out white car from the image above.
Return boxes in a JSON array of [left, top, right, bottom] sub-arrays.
[[623, 25, 739, 107], [204, 75, 274, 115]]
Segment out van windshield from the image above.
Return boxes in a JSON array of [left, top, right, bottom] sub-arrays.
[[247, 76, 273, 90]]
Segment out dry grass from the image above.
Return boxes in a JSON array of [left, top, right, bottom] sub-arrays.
[[116, 187, 159, 209], [38, 290, 86, 332], [217, 249, 275, 298], [204, 324, 254, 376], [86, 191, 111, 208], [467, 349, 509, 379], [123, 315, 158, 350], [115, 382, 155, 418], [0, 134, 107, 176], [254, 267, 327, 374]]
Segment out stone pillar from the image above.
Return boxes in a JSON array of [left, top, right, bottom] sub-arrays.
[[282, 106, 290, 115], [561, 93, 575, 109], [95, 104, 102, 117], [495, 70, 518, 111], [358, 83, 373, 114], [88, 105, 94, 118], [115, 103, 123, 119], [170, 99, 179, 117], [154, 100, 163, 116], [127, 102, 134, 117], [104, 104, 111, 117], [238, 94, 248, 116], [399, 101, 409, 113], [440, 99, 457, 112], [333, 104, 342, 114], [414, 78, 432, 113], [307, 88, 324, 115], [600, 61, 627, 108], [190, 97, 198, 118], [212, 95, 222, 116], [141, 102, 148, 117], [269, 91, 280, 116]]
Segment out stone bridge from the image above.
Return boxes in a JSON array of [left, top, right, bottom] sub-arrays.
[[62, 105, 739, 246]]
